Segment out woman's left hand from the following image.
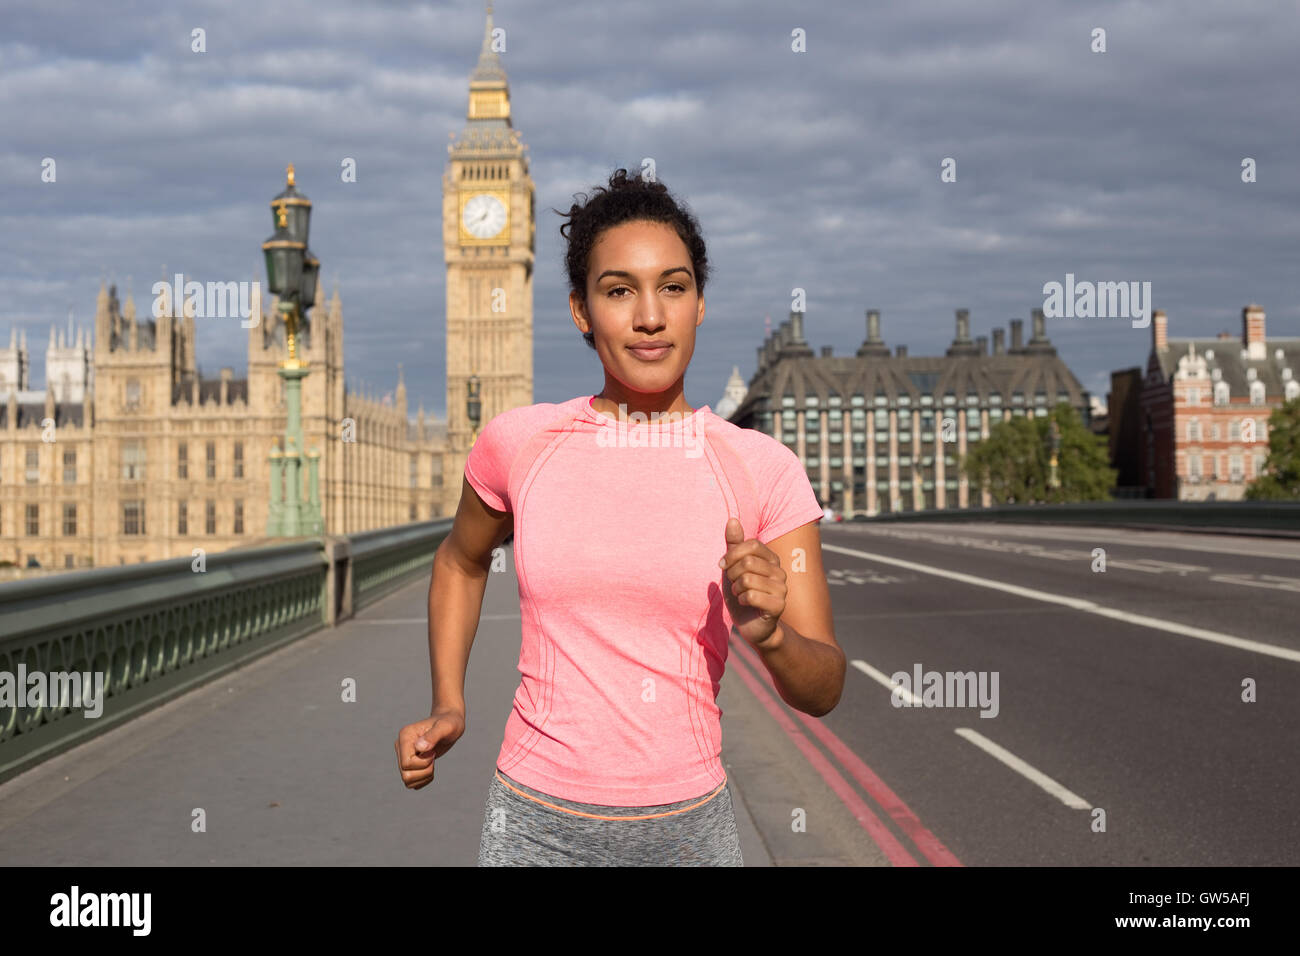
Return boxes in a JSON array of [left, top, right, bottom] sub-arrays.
[[718, 516, 785, 648]]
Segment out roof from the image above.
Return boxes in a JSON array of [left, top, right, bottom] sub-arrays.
[[1156, 336, 1300, 398]]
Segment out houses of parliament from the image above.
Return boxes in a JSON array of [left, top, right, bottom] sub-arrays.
[[0, 7, 534, 572]]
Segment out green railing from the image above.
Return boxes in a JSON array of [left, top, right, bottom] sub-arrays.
[[0, 519, 453, 785]]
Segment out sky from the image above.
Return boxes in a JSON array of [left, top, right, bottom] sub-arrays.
[[2, 0, 1297, 419]]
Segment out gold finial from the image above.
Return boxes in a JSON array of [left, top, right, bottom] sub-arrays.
[[286, 163, 295, 186], [274, 200, 287, 228]]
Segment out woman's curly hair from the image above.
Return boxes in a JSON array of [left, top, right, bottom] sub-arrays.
[[554, 168, 709, 349]]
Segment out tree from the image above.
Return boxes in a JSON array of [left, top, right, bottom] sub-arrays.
[[1244, 396, 1300, 500], [961, 403, 1115, 504]]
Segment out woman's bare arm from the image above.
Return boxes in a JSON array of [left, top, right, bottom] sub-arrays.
[[427, 476, 514, 715]]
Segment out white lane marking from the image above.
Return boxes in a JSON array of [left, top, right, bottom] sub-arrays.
[[851, 657, 1092, 810], [955, 728, 1093, 810], [822, 542, 1300, 664], [850, 658, 921, 705], [852, 522, 1300, 562]]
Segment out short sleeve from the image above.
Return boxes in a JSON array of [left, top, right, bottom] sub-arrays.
[[464, 412, 513, 513], [755, 440, 825, 543]]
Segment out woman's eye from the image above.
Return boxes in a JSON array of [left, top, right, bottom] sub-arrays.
[[608, 287, 629, 298], [664, 283, 685, 293]]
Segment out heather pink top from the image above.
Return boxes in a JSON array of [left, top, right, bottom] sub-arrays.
[[464, 394, 823, 805]]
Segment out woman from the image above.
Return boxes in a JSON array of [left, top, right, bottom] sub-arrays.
[[395, 168, 844, 865]]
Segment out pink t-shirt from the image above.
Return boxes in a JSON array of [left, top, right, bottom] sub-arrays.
[[464, 394, 824, 805]]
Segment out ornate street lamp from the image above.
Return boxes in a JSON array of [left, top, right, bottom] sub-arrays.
[[1047, 418, 1062, 492], [262, 164, 323, 537], [467, 372, 482, 442]]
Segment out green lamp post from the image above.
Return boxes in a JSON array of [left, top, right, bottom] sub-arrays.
[[263, 164, 324, 536]]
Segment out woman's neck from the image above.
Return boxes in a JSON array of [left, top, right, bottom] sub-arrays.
[[591, 381, 694, 419]]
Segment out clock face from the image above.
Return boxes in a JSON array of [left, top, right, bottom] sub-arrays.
[[462, 193, 507, 239]]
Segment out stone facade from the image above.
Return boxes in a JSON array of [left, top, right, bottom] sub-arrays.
[[729, 308, 1092, 516], [0, 280, 445, 573], [440, 5, 535, 515], [1133, 305, 1300, 500]]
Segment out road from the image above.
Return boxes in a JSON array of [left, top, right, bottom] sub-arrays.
[[0, 519, 1294, 865]]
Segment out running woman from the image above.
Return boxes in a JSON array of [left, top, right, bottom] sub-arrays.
[[395, 168, 844, 865]]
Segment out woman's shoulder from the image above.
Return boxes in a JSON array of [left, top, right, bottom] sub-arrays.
[[704, 413, 797, 462], [484, 396, 587, 436]]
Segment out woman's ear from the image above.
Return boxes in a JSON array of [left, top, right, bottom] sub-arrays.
[[569, 290, 591, 336]]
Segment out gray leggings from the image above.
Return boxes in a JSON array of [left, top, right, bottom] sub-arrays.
[[476, 767, 745, 866]]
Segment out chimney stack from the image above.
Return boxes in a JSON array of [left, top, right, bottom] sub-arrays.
[[1031, 308, 1047, 343], [867, 309, 882, 343], [1009, 319, 1024, 352], [896, 345, 908, 357], [992, 328, 1005, 355], [1153, 309, 1167, 351], [821, 345, 833, 358], [955, 309, 971, 342], [789, 311, 806, 344], [1243, 304, 1265, 359], [975, 335, 987, 356], [857, 309, 890, 358]]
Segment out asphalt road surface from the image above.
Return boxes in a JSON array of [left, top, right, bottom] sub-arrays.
[[0, 519, 1293, 866]]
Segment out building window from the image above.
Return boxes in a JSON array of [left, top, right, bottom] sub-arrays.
[[1186, 387, 1199, 405], [1287, 380, 1300, 401], [1229, 421, 1240, 441], [989, 393, 1002, 405], [410, 454, 419, 488], [782, 395, 795, 407], [920, 393, 934, 406], [65, 555, 75, 569], [1210, 423, 1220, 440], [26, 503, 39, 536], [63, 502, 76, 536], [1188, 455, 1200, 478], [1012, 391, 1024, 405], [178, 501, 188, 535], [206, 500, 216, 534], [851, 394, 865, 406], [234, 500, 244, 534], [63, 449, 76, 483], [233, 442, 244, 478], [125, 378, 141, 409], [122, 440, 145, 480], [1250, 382, 1265, 405], [1034, 392, 1047, 405], [1214, 382, 1229, 405], [1188, 420, 1201, 441], [206, 441, 216, 479], [178, 443, 188, 479], [123, 500, 145, 535], [26, 446, 39, 483], [874, 394, 888, 406], [410, 503, 418, 520], [1229, 455, 1243, 482]]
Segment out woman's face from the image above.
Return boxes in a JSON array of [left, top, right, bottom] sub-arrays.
[[570, 219, 705, 398]]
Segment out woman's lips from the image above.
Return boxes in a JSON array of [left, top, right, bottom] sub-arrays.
[[627, 344, 672, 361]]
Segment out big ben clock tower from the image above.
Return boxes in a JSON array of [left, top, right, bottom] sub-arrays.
[[442, 1, 535, 514]]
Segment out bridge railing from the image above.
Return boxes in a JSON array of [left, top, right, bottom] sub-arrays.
[[0, 519, 453, 785], [855, 501, 1300, 536]]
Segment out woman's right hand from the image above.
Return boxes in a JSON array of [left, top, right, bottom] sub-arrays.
[[395, 707, 466, 791]]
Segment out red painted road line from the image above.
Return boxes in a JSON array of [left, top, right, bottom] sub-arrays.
[[730, 633, 963, 867], [726, 637, 919, 866]]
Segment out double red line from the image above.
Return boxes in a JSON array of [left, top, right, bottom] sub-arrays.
[[727, 633, 962, 867]]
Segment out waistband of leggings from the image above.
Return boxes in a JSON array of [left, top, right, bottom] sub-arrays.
[[494, 770, 728, 821]]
